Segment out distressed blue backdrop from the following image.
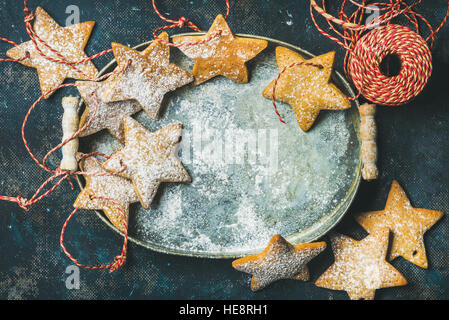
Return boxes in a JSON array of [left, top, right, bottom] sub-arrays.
[[0, 0, 448, 300]]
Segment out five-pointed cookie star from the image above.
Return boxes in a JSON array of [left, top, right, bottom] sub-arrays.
[[101, 32, 193, 119], [172, 14, 268, 85], [76, 73, 141, 143], [315, 229, 407, 300], [232, 234, 326, 291], [355, 181, 444, 269], [7, 7, 98, 98], [102, 116, 191, 209], [262, 47, 350, 132], [73, 153, 139, 232]]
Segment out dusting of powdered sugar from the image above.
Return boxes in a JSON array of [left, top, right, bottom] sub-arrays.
[[315, 230, 407, 300], [84, 42, 360, 256]]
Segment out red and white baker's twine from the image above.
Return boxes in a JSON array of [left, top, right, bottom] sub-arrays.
[[60, 196, 128, 273], [308, 0, 449, 106], [0, 0, 234, 273], [0, 0, 135, 272], [262, 0, 447, 124], [271, 62, 324, 124], [152, 0, 230, 47]]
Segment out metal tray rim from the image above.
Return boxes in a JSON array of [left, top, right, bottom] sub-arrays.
[[76, 33, 362, 259]]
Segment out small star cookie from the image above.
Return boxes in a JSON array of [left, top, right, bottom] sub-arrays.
[[355, 180, 444, 269], [315, 229, 407, 300], [7, 7, 98, 98], [101, 32, 193, 119], [262, 47, 350, 132], [76, 74, 141, 143], [102, 116, 191, 209], [232, 234, 326, 291], [172, 14, 268, 85], [73, 153, 139, 232]]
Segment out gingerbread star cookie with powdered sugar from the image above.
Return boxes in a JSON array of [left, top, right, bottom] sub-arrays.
[[101, 32, 193, 119], [73, 153, 139, 232], [7, 7, 98, 98], [232, 234, 326, 291], [102, 116, 191, 209], [355, 181, 443, 269], [262, 47, 350, 132], [315, 229, 407, 300], [172, 14, 268, 85], [76, 73, 141, 143]]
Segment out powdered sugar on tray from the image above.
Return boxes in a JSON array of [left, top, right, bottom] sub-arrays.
[[85, 42, 360, 256]]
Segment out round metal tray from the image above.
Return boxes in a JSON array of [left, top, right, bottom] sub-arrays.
[[77, 34, 361, 259]]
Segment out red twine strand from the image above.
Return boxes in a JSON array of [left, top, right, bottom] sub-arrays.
[[307, 0, 449, 106], [271, 62, 324, 124], [60, 196, 128, 273], [0, 0, 134, 272], [1, 0, 112, 72], [152, 0, 230, 47]]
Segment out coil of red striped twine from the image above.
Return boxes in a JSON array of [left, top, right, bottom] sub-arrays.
[[0, 1, 135, 272], [152, 0, 230, 47], [309, 0, 449, 106]]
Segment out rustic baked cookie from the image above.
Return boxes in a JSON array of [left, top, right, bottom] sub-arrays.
[[172, 14, 268, 85], [74, 153, 139, 232], [262, 47, 350, 132], [6, 7, 98, 98], [76, 74, 141, 143], [232, 234, 326, 291], [315, 229, 407, 300], [101, 32, 193, 119], [355, 180, 444, 269], [60, 96, 80, 172], [102, 116, 191, 209]]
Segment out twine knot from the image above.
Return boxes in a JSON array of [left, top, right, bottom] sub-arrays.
[[109, 255, 126, 273], [54, 166, 75, 190], [24, 11, 34, 23], [16, 196, 30, 211], [177, 16, 188, 28]]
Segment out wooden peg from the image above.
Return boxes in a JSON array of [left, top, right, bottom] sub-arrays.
[[359, 103, 378, 181], [60, 96, 80, 172]]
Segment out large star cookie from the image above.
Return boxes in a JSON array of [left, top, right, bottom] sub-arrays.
[[172, 14, 268, 85], [102, 116, 191, 209], [76, 73, 141, 143], [262, 47, 350, 132], [101, 32, 193, 119], [315, 229, 407, 300], [7, 7, 98, 98], [73, 154, 139, 232], [355, 181, 443, 269], [232, 234, 326, 291]]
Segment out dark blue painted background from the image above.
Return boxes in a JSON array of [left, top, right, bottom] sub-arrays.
[[0, 0, 448, 300]]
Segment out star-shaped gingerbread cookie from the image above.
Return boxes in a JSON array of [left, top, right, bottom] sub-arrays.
[[262, 47, 350, 132], [76, 72, 141, 143], [101, 32, 193, 119], [315, 229, 407, 300], [232, 234, 326, 291], [7, 7, 98, 98], [102, 116, 191, 209], [73, 153, 139, 232], [172, 14, 268, 85], [355, 181, 443, 269]]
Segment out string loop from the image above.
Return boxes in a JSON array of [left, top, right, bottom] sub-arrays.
[[1, 0, 112, 73], [60, 195, 128, 273], [0, 58, 132, 272], [16, 196, 31, 211], [152, 0, 230, 47], [271, 62, 324, 124]]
